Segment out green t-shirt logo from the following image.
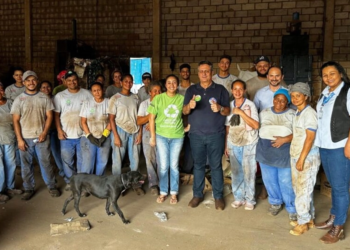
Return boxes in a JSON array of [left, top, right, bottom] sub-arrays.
[[164, 104, 179, 118]]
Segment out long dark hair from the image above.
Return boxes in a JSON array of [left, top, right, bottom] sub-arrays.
[[320, 61, 350, 85]]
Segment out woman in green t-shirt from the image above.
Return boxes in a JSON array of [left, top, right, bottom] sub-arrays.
[[148, 74, 184, 205]]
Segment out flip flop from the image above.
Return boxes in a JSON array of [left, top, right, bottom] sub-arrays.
[[170, 195, 178, 205], [156, 195, 167, 203]]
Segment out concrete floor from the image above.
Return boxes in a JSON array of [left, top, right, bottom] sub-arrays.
[[0, 165, 349, 250]]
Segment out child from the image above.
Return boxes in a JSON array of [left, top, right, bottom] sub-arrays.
[[289, 82, 320, 235]]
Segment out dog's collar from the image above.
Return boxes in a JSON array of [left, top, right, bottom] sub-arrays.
[[121, 173, 128, 190]]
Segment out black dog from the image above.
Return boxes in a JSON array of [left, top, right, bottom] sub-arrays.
[[61, 171, 145, 224]]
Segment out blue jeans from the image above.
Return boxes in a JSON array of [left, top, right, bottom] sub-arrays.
[[291, 147, 320, 225], [20, 138, 56, 190], [320, 147, 350, 225], [0, 143, 16, 192], [227, 141, 257, 205], [189, 133, 225, 199], [110, 126, 140, 175], [260, 163, 296, 214], [49, 129, 64, 178], [60, 138, 82, 183], [142, 129, 158, 187], [156, 134, 184, 195], [80, 136, 111, 175]]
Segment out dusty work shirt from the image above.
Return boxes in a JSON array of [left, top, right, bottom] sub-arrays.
[[290, 105, 318, 158], [5, 84, 25, 101], [54, 88, 92, 139], [79, 97, 109, 138], [11, 92, 54, 139], [137, 86, 150, 103], [225, 98, 259, 146], [105, 85, 122, 98], [0, 99, 16, 144], [108, 92, 139, 134], [212, 74, 237, 100]]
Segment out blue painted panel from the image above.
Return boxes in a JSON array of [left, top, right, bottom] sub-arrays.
[[130, 57, 152, 85]]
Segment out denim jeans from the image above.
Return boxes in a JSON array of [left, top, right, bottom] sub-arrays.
[[260, 163, 296, 214], [0, 143, 16, 192], [227, 141, 257, 205], [142, 128, 158, 188], [291, 147, 320, 225], [320, 147, 350, 225], [80, 136, 111, 175], [110, 126, 140, 175], [49, 129, 65, 178], [60, 138, 83, 183], [20, 138, 56, 190], [156, 134, 184, 195], [189, 133, 225, 199]]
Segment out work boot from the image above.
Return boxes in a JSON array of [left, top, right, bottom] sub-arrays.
[[290, 219, 314, 228], [188, 197, 204, 208], [49, 188, 61, 197], [0, 194, 9, 203], [215, 198, 225, 210], [21, 190, 34, 201], [315, 215, 335, 230], [134, 187, 145, 196], [289, 213, 298, 222], [268, 204, 282, 216], [290, 223, 309, 236], [7, 189, 23, 195], [320, 225, 345, 244]]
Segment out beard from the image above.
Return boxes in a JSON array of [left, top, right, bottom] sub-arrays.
[[257, 71, 268, 78]]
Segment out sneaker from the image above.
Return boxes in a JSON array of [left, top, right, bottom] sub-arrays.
[[64, 184, 71, 191], [150, 186, 159, 196], [21, 190, 34, 201], [7, 189, 23, 195], [290, 223, 309, 236], [49, 188, 61, 197], [244, 202, 255, 211], [134, 187, 145, 196], [268, 204, 282, 216], [231, 200, 245, 209], [0, 194, 10, 203], [289, 213, 298, 221]]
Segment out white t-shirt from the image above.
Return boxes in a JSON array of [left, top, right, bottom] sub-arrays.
[[259, 107, 294, 140], [212, 74, 237, 100], [137, 86, 150, 103], [290, 105, 318, 158], [54, 88, 92, 139], [79, 97, 109, 138], [11, 92, 54, 139], [0, 99, 16, 144], [225, 98, 259, 146], [108, 93, 139, 134], [5, 84, 25, 101], [178, 82, 195, 96]]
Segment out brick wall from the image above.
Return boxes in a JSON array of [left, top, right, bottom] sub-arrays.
[[0, 0, 349, 99]]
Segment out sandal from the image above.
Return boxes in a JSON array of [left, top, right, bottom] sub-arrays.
[[156, 195, 167, 203], [170, 195, 178, 205]]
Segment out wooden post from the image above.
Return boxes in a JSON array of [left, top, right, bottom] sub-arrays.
[[152, 0, 161, 80], [24, 0, 32, 69], [323, 0, 335, 61]]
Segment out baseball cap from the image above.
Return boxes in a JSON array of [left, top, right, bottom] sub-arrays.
[[57, 70, 67, 82], [142, 72, 152, 80], [22, 70, 38, 81], [255, 55, 270, 64], [274, 88, 291, 103], [289, 82, 311, 97], [64, 71, 78, 79]]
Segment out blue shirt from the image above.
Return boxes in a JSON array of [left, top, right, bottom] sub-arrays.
[[184, 82, 230, 135]]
